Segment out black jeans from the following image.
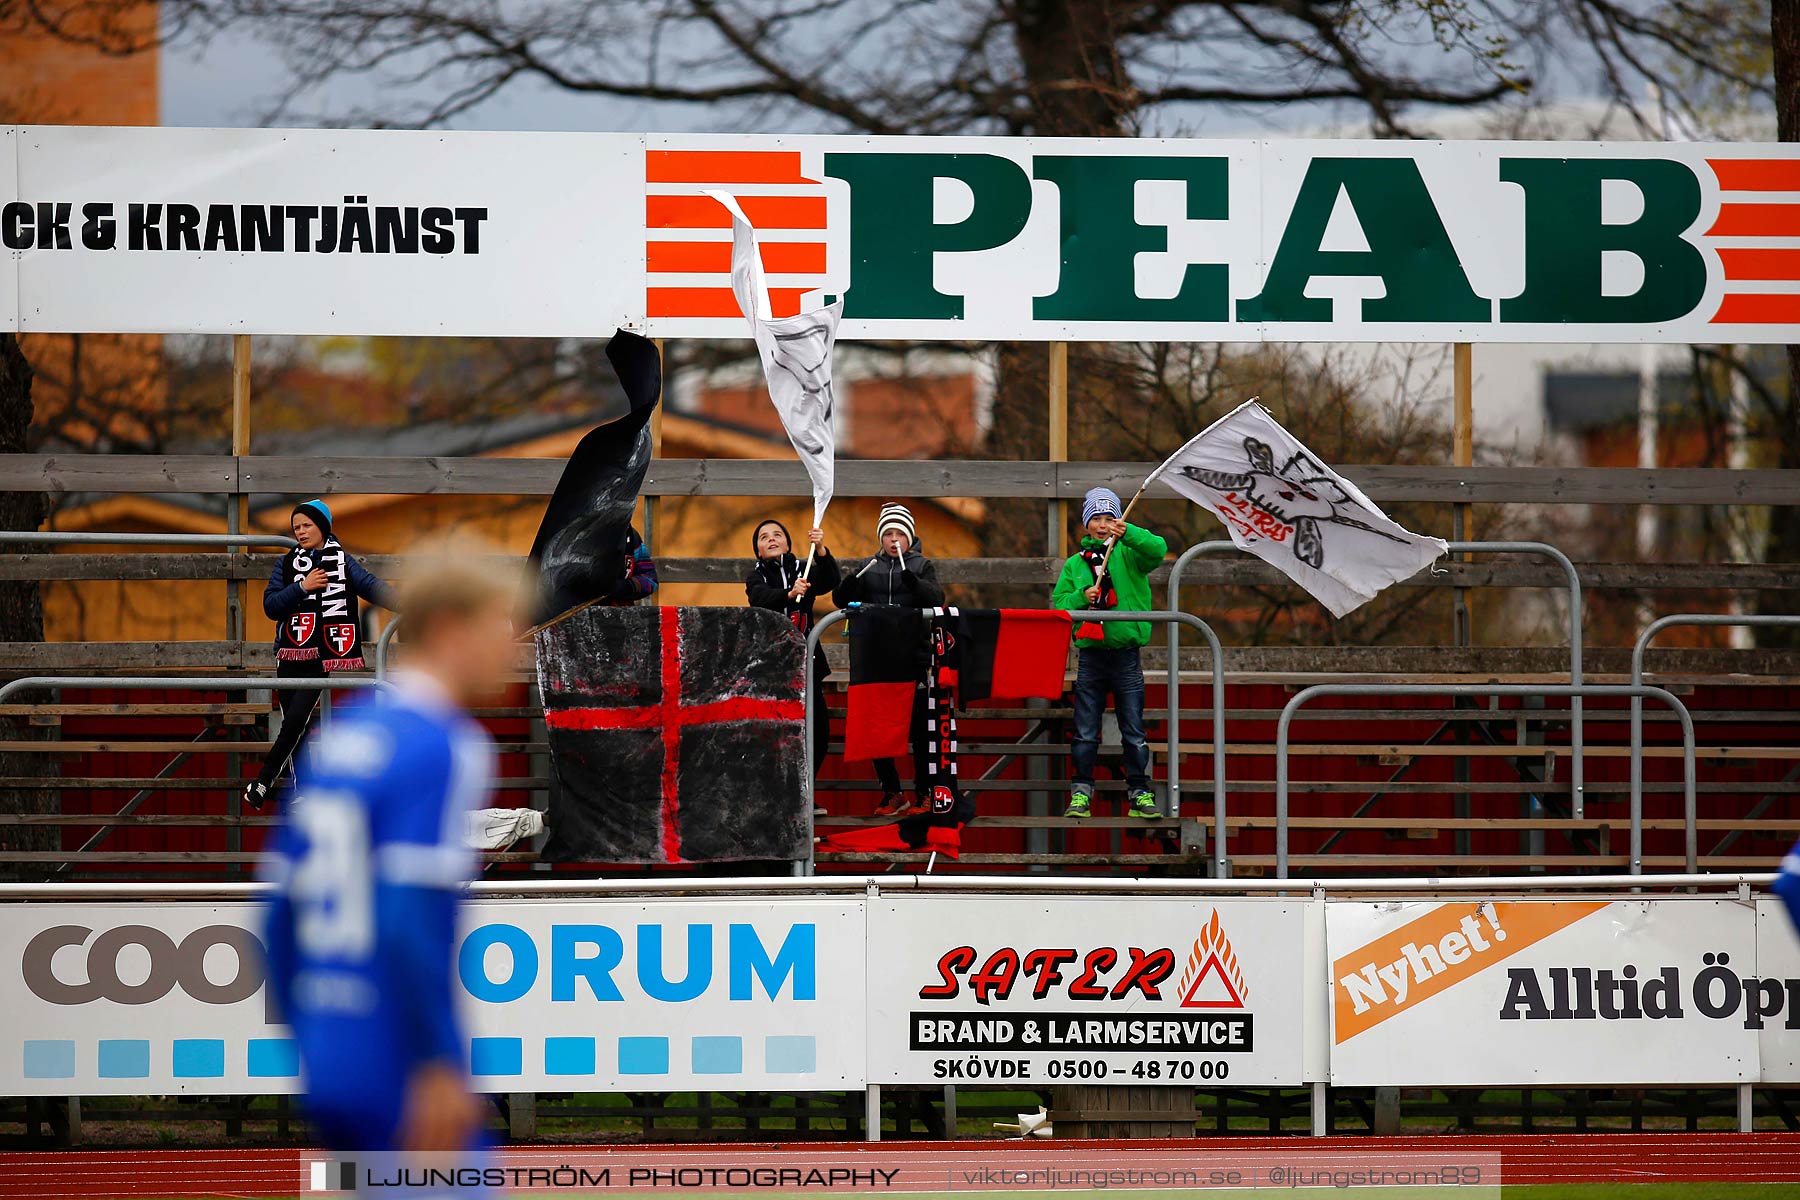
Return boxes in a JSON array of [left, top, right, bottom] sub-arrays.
[[871, 685, 931, 800], [257, 657, 325, 787]]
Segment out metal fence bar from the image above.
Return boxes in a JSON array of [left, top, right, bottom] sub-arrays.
[[0, 871, 1770, 902], [804, 608, 1226, 874], [0, 531, 296, 548], [375, 617, 403, 678], [1275, 684, 1694, 879], [1631, 613, 1800, 871], [1163, 542, 1235, 873], [1168, 539, 1585, 813], [0, 676, 384, 705]]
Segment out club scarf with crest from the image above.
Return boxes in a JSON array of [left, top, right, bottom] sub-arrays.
[[275, 537, 363, 670]]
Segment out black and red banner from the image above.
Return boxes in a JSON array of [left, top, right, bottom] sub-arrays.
[[957, 608, 1072, 703], [843, 606, 928, 763], [535, 606, 809, 863]]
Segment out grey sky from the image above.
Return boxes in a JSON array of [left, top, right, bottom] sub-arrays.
[[155, 7, 1607, 138]]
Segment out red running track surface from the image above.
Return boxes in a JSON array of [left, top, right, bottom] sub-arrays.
[[2, 1133, 1798, 1198]]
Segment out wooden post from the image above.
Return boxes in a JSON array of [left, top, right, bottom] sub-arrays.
[[228, 335, 251, 642], [1452, 343, 1472, 645], [228, 334, 251, 876], [645, 338, 665, 596], [1451, 342, 1473, 859], [1047, 342, 1069, 559]]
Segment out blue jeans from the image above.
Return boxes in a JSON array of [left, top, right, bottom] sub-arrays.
[[1070, 646, 1150, 794]]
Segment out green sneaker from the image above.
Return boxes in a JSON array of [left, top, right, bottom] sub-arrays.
[[1128, 790, 1161, 819], [1064, 790, 1092, 819]]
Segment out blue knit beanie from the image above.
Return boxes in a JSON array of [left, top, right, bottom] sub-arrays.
[[292, 499, 333, 535], [1080, 487, 1121, 527]]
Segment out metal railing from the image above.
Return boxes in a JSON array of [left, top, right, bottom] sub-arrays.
[[1630, 613, 1800, 871], [0, 870, 1771, 901], [375, 616, 404, 678], [1168, 539, 1586, 813], [804, 608, 1228, 874], [0, 675, 384, 705], [1275, 683, 1694, 878]]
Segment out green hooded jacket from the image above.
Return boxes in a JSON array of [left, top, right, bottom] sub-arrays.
[[1051, 522, 1171, 649]]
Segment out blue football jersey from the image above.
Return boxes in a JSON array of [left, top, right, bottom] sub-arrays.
[[262, 673, 492, 1150], [1776, 840, 1800, 937]]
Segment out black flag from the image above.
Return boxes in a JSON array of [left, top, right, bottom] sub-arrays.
[[529, 330, 663, 626]]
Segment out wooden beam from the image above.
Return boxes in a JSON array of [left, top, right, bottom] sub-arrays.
[[3, 455, 1799, 505], [2, 553, 1796, 591], [1047, 341, 1069, 559], [3, 639, 1795, 677]]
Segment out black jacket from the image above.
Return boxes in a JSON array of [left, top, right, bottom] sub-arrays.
[[832, 540, 945, 609], [746, 549, 841, 634], [263, 549, 396, 650]]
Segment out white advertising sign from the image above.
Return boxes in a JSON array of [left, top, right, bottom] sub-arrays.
[[866, 896, 1308, 1086], [4, 126, 1796, 343], [1754, 898, 1800, 1083], [1326, 897, 1800, 1086], [0, 898, 863, 1096]]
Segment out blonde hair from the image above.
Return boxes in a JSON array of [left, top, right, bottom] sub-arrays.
[[395, 542, 526, 642]]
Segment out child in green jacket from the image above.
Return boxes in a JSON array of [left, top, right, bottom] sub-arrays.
[[1050, 487, 1171, 819]]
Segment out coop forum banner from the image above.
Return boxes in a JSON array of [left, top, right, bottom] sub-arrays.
[[3, 126, 1797, 342], [0, 899, 866, 1095]]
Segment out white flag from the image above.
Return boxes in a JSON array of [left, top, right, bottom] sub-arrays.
[[1154, 400, 1447, 618], [709, 190, 841, 529]]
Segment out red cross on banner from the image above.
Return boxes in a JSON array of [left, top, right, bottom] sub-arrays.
[[535, 606, 811, 864]]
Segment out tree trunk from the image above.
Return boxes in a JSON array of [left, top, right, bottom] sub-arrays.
[[0, 333, 53, 880], [1759, 1, 1800, 644], [976, 1, 1133, 575]]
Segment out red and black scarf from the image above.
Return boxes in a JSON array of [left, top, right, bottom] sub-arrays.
[[276, 538, 364, 670]]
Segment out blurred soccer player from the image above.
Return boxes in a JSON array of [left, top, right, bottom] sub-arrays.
[[262, 550, 519, 1168], [1775, 838, 1800, 936]]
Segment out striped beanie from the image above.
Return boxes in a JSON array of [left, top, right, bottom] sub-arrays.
[[876, 502, 915, 543], [1081, 487, 1121, 527]]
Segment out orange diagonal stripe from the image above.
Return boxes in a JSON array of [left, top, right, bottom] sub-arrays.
[[1707, 203, 1800, 237], [1718, 248, 1800, 280], [1710, 159, 1800, 192], [1332, 901, 1606, 1044], [1712, 293, 1800, 324], [647, 194, 828, 230], [647, 150, 809, 184], [646, 241, 827, 274], [647, 286, 809, 318]]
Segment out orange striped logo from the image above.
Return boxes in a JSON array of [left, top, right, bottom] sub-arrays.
[[645, 149, 832, 319], [1332, 901, 1606, 1043], [1707, 159, 1800, 325]]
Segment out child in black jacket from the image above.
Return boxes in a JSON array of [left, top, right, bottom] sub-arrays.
[[248, 499, 397, 810], [830, 502, 943, 816], [746, 518, 841, 809]]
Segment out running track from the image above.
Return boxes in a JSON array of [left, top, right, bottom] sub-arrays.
[[3, 1134, 1798, 1198]]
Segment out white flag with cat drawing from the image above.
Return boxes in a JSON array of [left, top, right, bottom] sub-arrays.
[[1153, 400, 1447, 617]]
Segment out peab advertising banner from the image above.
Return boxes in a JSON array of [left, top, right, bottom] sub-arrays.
[[4, 126, 1797, 342], [865, 896, 1311, 1087], [0, 899, 864, 1096], [1327, 897, 1800, 1086]]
